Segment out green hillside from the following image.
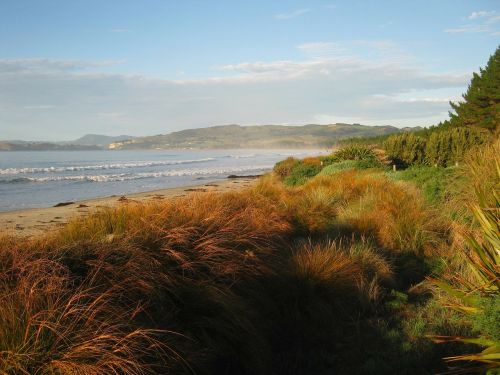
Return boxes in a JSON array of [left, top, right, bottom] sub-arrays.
[[109, 123, 401, 149]]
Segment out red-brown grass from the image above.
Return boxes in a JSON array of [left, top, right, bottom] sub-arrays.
[[0, 252, 182, 375], [0, 188, 294, 374]]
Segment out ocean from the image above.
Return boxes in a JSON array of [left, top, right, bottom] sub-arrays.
[[0, 149, 325, 211]]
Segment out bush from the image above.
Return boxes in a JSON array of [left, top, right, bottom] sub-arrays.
[[332, 144, 379, 162], [283, 163, 323, 186], [384, 133, 427, 166], [318, 155, 338, 167], [273, 157, 300, 179], [318, 160, 359, 176], [389, 166, 457, 204], [426, 127, 487, 167], [318, 158, 384, 176]]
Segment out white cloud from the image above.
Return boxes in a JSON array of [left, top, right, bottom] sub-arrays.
[[0, 58, 125, 73], [447, 10, 500, 35], [0, 51, 471, 140], [297, 42, 346, 56], [468, 11, 496, 20], [275, 8, 310, 20]]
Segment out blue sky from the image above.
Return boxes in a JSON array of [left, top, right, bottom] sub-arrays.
[[0, 0, 498, 140]]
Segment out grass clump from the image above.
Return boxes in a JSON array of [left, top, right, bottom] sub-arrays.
[[332, 144, 379, 162]]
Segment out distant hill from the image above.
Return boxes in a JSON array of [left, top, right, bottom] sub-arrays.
[[62, 134, 136, 146], [0, 124, 407, 151], [0, 141, 101, 151], [0, 134, 135, 151], [108, 123, 402, 150]]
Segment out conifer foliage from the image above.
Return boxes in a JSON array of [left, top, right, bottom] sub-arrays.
[[448, 46, 499, 131], [383, 133, 427, 166], [426, 127, 486, 166]]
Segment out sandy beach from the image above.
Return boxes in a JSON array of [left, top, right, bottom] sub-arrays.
[[0, 177, 258, 238]]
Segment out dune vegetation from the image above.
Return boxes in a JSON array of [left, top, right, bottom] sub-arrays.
[[0, 50, 498, 374]]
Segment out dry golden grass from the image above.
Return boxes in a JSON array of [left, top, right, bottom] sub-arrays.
[[302, 156, 322, 166], [290, 241, 362, 292], [336, 176, 451, 256]]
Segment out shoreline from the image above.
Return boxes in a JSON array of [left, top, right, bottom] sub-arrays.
[[0, 177, 259, 237]]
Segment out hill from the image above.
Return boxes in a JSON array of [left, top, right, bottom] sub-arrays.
[[64, 134, 136, 146], [0, 134, 135, 151], [0, 141, 101, 151], [109, 123, 402, 150]]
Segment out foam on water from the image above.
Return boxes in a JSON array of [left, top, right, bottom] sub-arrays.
[[0, 164, 272, 184], [0, 158, 215, 175]]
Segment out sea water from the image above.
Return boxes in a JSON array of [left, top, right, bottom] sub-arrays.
[[0, 149, 325, 211]]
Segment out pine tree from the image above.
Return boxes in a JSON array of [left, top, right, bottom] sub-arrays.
[[449, 47, 500, 131]]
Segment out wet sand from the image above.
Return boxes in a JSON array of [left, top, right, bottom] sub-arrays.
[[0, 177, 258, 237]]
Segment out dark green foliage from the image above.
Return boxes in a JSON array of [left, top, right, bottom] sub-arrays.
[[283, 163, 322, 186], [318, 155, 338, 167], [426, 127, 487, 166], [337, 133, 399, 147], [385, 290, 409, 310], [384, 133, 427, 166], [472, 297, 500, 342], [355, 157, 385, 169], [332, 144, 379, 162], [449, 47, 500, 131]]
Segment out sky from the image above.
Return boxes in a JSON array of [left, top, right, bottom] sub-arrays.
[[0, 0, 499, 141]]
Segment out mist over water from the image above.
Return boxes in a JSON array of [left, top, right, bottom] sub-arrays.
[[0, 149, 324, 211]]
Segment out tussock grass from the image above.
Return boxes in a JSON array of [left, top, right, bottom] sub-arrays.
[[337, 176, 450, 256], [0, 250, 182, 375], [1, 150, 490, 374]]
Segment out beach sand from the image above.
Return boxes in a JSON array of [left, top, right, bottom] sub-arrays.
[[0, 177, 258, 238]]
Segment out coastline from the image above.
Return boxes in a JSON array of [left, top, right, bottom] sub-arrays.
[[0, 177, 259, 237]]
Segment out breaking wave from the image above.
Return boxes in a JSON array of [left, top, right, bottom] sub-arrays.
[[0, 165, 272, 184], [0, 158, 216, 175]]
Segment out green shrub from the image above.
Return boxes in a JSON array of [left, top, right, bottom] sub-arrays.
[[318, 161, 359, 176], [472, 296, 500, 342], [318, 155, 338, 167], [426, 127, 487, 167], [283, 163, 322, 186], [384, 133, 427, 166], [389, 166, 456, 204], [318, 159, 384, 176], [355, 157, 385, 169], [332, 144, 378, 161]]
